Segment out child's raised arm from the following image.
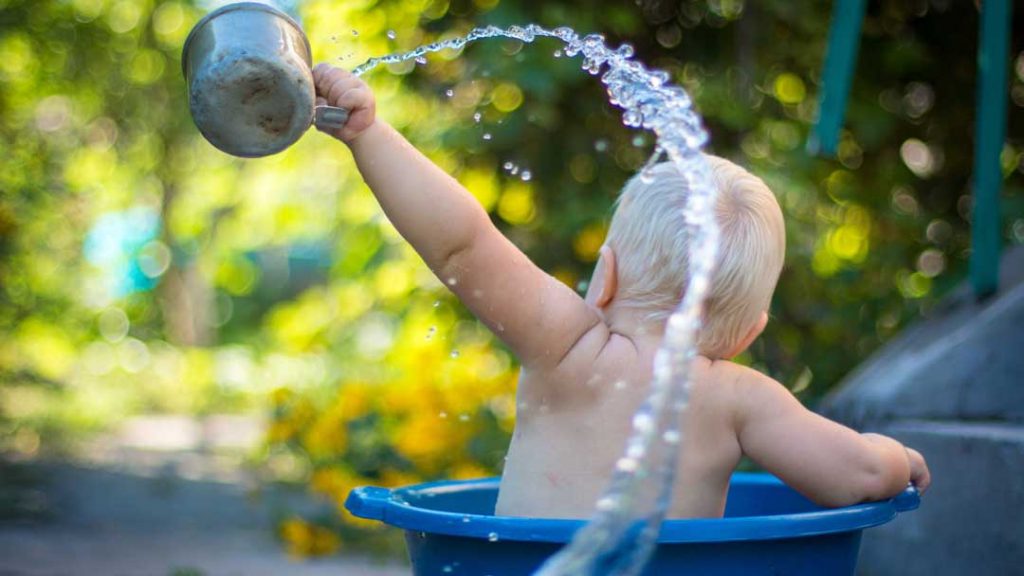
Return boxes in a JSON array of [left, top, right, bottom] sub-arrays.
[[313, 65, 601, 369], [730, 364, 930, 507]]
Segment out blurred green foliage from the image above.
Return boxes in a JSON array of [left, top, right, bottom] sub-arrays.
[[1, 0, 1023, 552]]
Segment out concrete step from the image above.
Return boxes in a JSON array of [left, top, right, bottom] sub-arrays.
[[856, 420, 1024, 576]]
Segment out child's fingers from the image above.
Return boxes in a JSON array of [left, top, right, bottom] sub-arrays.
[[915, 463, 931, 494], [312, 64, 340, 95], [311, 63, 375, 143], [907, 448, 930, 494], [335, 86, 372, 112], [313, 64, 362, 103], [312, 63, 353, 86], [327, 77, 365, 108]]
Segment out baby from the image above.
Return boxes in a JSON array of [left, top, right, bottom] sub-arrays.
[[313, 64, 931, 519]]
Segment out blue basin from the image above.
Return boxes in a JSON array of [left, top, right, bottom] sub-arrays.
[[346, 472, 919, 575]]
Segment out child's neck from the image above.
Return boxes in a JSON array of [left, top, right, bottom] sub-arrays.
[[600, 302, 667, 343]]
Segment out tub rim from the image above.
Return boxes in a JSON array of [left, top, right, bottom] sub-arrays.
[[345, 472, 919, 544]]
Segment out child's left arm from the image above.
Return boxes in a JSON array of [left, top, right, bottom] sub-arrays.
[[314, 65, 602, 369], [731, 364, 931, 507]]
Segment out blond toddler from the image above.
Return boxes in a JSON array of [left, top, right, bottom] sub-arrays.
[[313, 64, 930, 519]]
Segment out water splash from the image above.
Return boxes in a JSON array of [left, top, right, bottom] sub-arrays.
[[353, 24, 719, 576]]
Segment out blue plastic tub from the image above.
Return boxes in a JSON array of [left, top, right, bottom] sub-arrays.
[[346, 473, 919, 575]]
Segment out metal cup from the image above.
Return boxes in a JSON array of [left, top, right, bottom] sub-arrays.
[[181, 2, 348, 158]]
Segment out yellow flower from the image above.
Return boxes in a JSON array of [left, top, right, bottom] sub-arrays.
[[267, 420, 296, 443], [338, 504, 384, 531], [288, 398, 317, 427], [393, 412, 468, 470], [280, 517, 341, 557], [302, 407, 349, 459], [309, 467, 360, 500], [270, 386, 293, 407], [337, 381, 374, 420], [450, 461, 492, 480]]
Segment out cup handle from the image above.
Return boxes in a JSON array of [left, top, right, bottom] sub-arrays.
[[314, 105, 350, 132]]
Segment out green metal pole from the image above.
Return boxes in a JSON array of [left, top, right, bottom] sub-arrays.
[[970, 0, 1012, 299], [808, 0, 867, 156]]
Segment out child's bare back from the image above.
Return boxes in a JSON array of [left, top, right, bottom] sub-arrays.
[[498, 334, 742, 519], [312, 64, 930, 520], [499, 345, 924, 519]]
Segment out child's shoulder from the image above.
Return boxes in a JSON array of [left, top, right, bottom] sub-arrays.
[[694, 359, 810, 438], [689, 357, 778, 412]]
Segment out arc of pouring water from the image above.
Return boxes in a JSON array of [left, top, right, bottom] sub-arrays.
[[353, 24, 720, 576]]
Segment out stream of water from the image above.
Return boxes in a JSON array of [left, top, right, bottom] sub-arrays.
[[354, 24, 720, 576]]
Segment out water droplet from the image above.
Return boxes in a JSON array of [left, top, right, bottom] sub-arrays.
[[445, 88, 454, 97], [488, 532, 499, 542], [386, 30, 397, 40], [450, 350, 460, 358], [482, 133, 492, 141], [552, 26, 576, 42], [503, 161, 514, 171], [616, 457, 639, 472], [633, 412, 653, 432], [415, 56, 427, 65], [473, 112, 482, 123], [330, 35, 338, 43], [520, 170, 532, 181], [622, 109, 643, 128], [447, 277, 458, 286], [632, 135, 646, 147], [459, 413, 470, 422], [594, 139, 609, 152], [433, 300, 441, 308], [439, 411, 448, 419], [553, 49, 563, 58]]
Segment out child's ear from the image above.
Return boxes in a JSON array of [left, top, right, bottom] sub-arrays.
[[724, 311, 768, 359], [593, 245, 618, 309]]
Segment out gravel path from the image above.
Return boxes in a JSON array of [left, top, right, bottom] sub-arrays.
[[0, 418, 410, 576]]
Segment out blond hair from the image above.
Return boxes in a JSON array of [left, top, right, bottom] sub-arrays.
[[605, 155, 785, 358]]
